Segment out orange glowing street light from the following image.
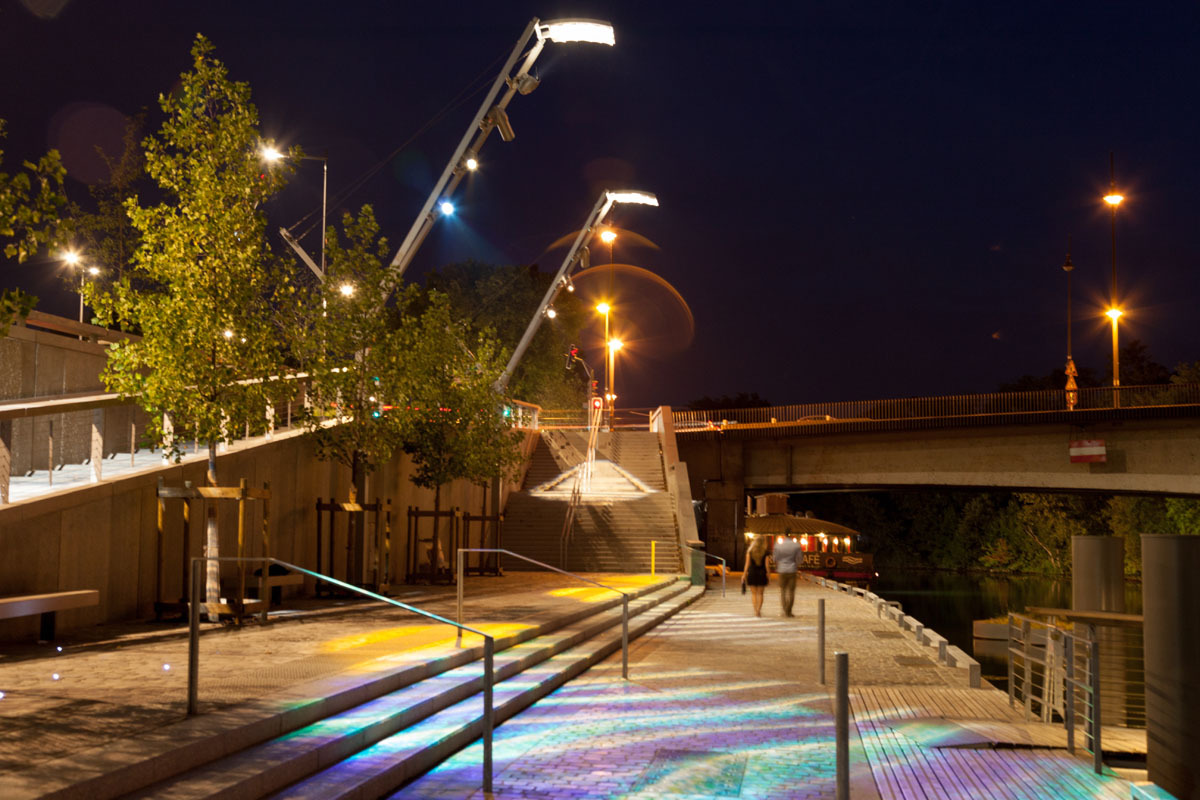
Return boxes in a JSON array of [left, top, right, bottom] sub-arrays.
[[1104, 153, 1124, 407]]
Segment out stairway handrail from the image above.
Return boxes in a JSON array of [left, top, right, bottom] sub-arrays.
[[186, 556, 495, 791], [688, 548, 727, 597], [456, 547, 630, 679]]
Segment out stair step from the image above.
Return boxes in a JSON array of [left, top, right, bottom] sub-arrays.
[[268, 584, 704, 799], [125, 582, 693, 800]]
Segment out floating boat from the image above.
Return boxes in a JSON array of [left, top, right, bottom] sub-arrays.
[[743, 497, 874, 581]]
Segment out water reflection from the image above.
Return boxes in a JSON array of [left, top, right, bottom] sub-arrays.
[[871, 571, 1143, 688]]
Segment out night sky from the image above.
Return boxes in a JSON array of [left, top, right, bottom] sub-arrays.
[[4, 1, 1200, 409]]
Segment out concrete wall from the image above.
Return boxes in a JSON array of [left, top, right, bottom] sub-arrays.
[[0, 427, 539, 642]]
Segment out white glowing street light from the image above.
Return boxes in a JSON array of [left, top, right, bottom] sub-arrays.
[[61, 250, 96, 325], [607, 337, 623, 413], [264, 145, 329, 281], [495, 188, 658, 392], [386, 17, 616, 289], [339, 282, 355, 297]]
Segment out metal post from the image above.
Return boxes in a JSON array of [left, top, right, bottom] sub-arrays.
[[621, 594, 629, 679], [1065, 635, 1075, 754], [47, 419, 53, 486], [456, 549, 464, 645], [721, 559, 726, 598], [1089, 628, 1102, 774], [651, 540, 656, 576], [835, 651, 849, 800], [187, 557, 202, 715], [1007, 615, 1015, 708], [818, 598, 826, 685], [483, 636, 494, 793], [1022, 618, 1033, 720]]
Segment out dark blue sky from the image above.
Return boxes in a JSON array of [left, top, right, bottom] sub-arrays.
[[4, 1, 1200, 408]]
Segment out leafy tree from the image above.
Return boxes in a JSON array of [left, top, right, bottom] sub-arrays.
[[72, 113, 146, 295], [426, 261, 589, 408], [0, 118, 70, 333], [92, 36, 294, 604], [1106, 338, 1169, 386], [287, 205, 412, 582], [392, 292, 522, 571]]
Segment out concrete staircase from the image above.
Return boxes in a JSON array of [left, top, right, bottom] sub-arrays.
[[17, 580, 702, 800], [503, 430, 681, 573]]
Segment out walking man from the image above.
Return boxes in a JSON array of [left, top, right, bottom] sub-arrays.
[[771, 535, 801, 617]]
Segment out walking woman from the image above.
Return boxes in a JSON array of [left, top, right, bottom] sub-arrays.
[[743, 534, 769, 617]]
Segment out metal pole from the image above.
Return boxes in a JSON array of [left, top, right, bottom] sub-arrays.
[[1007, 615, 1015, 708], [483, 636, 494, 793], [835, 651, 849, 800], [818, 598, 826, 686], [1090, 629, 1102, 774], [721, 559, 726, 598], [188, 557, 202, 715], [456, 549, 464, 645], [1022, 618, 1033, 720], [651, 540, 656, 576], [320, 157, 327, 276], [621, 594, 629, 679], [1065, 635, 1075, 754]]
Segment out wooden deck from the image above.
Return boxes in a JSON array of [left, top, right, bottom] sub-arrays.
[[851, 686, 1139, 800]]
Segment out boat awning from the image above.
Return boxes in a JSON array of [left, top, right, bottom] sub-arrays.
[[743, 514, 859, 537]]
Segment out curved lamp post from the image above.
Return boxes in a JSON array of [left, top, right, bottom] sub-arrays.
[[386, 18, 616, 290], [495, 189, 657, 392]]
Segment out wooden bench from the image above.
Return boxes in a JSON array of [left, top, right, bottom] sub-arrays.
[[0, 590, 99, 640]]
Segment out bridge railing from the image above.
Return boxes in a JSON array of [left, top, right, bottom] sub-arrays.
[[671, 383, 1200, 430]]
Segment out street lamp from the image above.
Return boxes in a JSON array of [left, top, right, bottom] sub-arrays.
[[607, 338, 623, 414], [1062, 245, 1078, 410], [596, 302, 612, 407], [495, 188, 658, 392], [61, 250, 95, 325], [1103, 153, 1124, 407], [386, 17, 616, 288], [263, 146, 329, 282]]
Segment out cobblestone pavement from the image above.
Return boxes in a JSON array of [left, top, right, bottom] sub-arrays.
[[390, 578, 965, 799], [0, 572, 663, 776]]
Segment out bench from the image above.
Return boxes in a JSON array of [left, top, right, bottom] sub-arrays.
[[0, 590, 99, 640]]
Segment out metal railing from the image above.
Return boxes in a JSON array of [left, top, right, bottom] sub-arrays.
[[672, 383, 1200, 433], [537, 407, 655, 430], [1007, 613, 1112, 774], [559, 403, 603, 567], [187, 556, 495, 792], [456, 548, 630, 679], [690, 549, 726, 597]]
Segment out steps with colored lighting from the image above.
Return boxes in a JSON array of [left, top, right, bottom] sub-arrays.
[[503, 430, 680, 573], [22, 579, 699, 800]]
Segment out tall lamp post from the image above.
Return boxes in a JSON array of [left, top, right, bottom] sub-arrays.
[[263, 147, 328, 282], [495, 189, 658, 393], [386, 18, 615, 290], [607, 338, 623, 417], [1103, 153, 1125, 408], [596, 302, 611, 408], [1063, 244, 1078, 411]]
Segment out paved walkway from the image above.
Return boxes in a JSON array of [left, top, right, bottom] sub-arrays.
[[393, 578, 1137, 800], [0, 572, 665, 779]]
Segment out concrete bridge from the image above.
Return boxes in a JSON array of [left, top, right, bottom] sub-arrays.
[[666, 384, 1200, 565]]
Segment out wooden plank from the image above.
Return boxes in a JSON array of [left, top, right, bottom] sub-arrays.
[[0, 590, 99, 619]]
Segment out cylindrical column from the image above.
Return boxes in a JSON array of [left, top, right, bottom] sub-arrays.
[[1072, 536, 1125, 613], [818, 598, 826, 685], [1141, 534, 1200, 798], [188, 557, 202, 715], [835, 651, 849, 800], [621, 594, 629, 680], [483, 636, 494, 793]]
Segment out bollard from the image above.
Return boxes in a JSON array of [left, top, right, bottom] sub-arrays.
[[651, 540, 656, 576], [187, 558, 202, 716], [456, 550, 464, 645], [622, 594, 629, 679], [835, 651, 849, 800], [483, 636, 494, 792], [818, 598, 826, 686]]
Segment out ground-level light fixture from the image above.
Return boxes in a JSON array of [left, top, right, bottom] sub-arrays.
[[386, 16, 615, 289], [496, 187, 658, 392]]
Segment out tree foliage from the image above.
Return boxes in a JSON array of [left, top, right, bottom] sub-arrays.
[[72, 113, 145, 292], [92, 35, 293, 461], [289, 205, 409, 485], [0, 118, 70, 332], [425, 261, 589, 408]]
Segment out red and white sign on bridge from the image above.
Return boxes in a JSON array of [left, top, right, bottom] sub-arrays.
[[1069, 439, 1106, 463]]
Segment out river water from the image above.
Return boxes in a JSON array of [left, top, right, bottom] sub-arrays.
[[870, 571, 1143, 687]]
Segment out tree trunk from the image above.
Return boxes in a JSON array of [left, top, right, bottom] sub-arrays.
[[205, 441, 220, 610], [348, 453, 367, 586]]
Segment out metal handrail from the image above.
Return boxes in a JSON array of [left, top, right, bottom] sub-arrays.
[[187, 556, 495, 792], [689, 549, 726, 597], [1007, 612, 1103, 774], [671, 382, 1200, 430], [455, 547, 630, 679]]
